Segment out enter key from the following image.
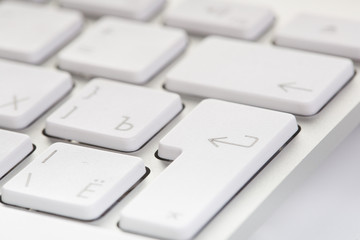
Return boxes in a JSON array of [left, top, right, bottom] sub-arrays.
[[120, 99, 299, 240]]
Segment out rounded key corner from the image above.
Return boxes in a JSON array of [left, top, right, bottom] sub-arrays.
[[154, 150, 172, 162]]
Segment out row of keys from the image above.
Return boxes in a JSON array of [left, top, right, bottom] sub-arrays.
[[1, 1, 359, 66], [0, 40, 353, 133], [1, 99, 298, 240]]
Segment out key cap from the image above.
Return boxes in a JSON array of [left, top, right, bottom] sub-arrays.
[[59, 0, 165, 21], [120, 99, 298, 240], [0, 129, 33, 178], [58, 17, 187, 84], [0, 60, 72, 129], [274, 14, 360, 60], [165, 36, 354, 116], [164, 0, 274, 40], [2, 143, 146, 220], [45, 78, 182, 152], [0, 2, 83, 64]]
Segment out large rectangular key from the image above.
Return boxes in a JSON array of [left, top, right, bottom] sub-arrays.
[[165, 36, 354, 116], [120, 99, 298, 240]]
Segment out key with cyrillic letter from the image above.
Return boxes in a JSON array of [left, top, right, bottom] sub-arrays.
[[120, 99, 298, 240]]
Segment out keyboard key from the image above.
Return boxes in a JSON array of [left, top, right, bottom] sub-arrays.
[[0, 60, 73, 129], [120, 99, 298, 240], [58, 17, 187, 84], [2, 143, 146, 220], [45, 78, 182, 151], [274, 14, 360, 60], [0, 129, 33, 178], [166, 36, 354, 116], [164, 0, 274, 40], [59, 0, 165, 21], [0, 2, 83, 64]]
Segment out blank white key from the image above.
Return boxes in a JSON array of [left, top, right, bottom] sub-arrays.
[[58, 17, 187, 84], [0, 129, 33, 178], [120, 99, 298, 240], [0, 59, 73, 129], [274, 14, 360, 60], [166, 36, 354, 116], [60, 0, 165, 21], [45, 78, 182, 151], [164, 0, 274, 40], [0, 2, 83, 64], [2, 143, 146, 220]]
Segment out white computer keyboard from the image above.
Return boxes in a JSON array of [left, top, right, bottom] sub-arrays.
[[0, 0, 360, 239]]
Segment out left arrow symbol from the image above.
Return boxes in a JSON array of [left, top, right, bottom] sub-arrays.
[[208, 135, 259, 148], [278, 82, 312, 93]]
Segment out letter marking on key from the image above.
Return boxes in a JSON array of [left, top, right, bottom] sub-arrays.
[[0, 95, 30, 110], [206, 5, 230, 17], [167, 211, 183, 220], [61, 106, 78, 119], [41, 150, 58, 163], [115, 116, 134, 131], [278, 82, 312, 93], [208, 135, 259, 148], [25, 173, 32, 188], [77, 179, 105, 199], [83, 86, 100, 100], [321, 25, 337, 33]]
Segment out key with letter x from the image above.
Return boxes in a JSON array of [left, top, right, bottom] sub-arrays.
[[120, 99, 298, 240], [0, 59, 72, 129]]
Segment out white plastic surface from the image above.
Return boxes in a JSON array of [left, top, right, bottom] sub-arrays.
[[2, 142, 146, 220], [166, 36, 354, 116], [60, 0, 165, 20], [0, 1, 83, 64], [0, 59, 73, 129], [0, 129, 32, 178], [58, 17, 188, 84], [164, 0, 274, 40], [120, 99, 298, 240], [275, 14, 360, 60], [45, 78, 182, 151]]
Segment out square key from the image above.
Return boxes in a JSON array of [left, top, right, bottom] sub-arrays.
[[2, 143, 146, 220], [0, 59, 73, 129], [0, 129, 33, 178], [59, 0, 165, 21], [274, 14, 360, 60], [58, 17, 188, 84], [45, 78, 182, 151], [0, 1, 83, 64], [164, 0, 274, 40]]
